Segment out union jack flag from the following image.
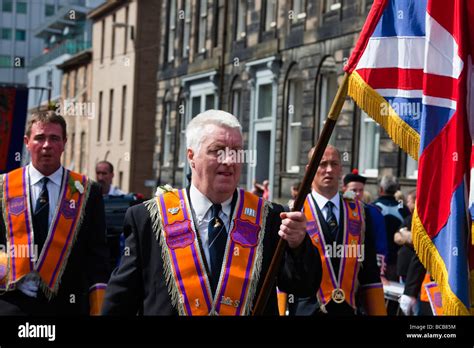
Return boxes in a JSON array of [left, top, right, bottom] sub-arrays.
[[345, 0, 474, 315]]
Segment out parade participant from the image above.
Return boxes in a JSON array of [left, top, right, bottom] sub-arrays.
[[96, 161, 125, 196], [343, 169, 388, 276], [102, 110, 322, 315], [0, 111, 110, 315], [373, 176, 410, 281], [289, 145, 386, 315]]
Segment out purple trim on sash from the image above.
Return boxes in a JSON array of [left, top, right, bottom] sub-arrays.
[[348, 202, 362, 306], [171, 248, 192, 315], [190, 243, 212, 310], [37, 171, 70, 270], [307, 197, 337, 288], [48, 175, 85, 287], [318, 287, 326, 305], [339, 201, 350, 292], [159, 195, 169, 226], [215, 241, 234, 313], [178, 190, 188, 220], [237, 189, 245, 216], [255, 196, 262, 223], [236, 245, 255, 315], [5, 173, 16, 281], [22, 168, 33, 270]]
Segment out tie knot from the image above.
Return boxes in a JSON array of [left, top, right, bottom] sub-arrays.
[[211, 204, 222, 219], [326, 201, 334, 210], [41, 177, 49, 188]]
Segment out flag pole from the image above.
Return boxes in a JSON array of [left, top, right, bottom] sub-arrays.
[[252, 72, 350, 315]]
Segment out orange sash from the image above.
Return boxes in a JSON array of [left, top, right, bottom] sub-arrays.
[[304, 195, 364, 309], [153, 188, 267, 315], [0, 167, 89, 295], [423, 278, 443, 316]]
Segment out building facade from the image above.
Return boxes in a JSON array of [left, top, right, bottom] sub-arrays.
[[88, 0, 160, 196], [155, 0, 417, 202]]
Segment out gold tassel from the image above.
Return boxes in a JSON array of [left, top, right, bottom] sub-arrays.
[[412, 208, 471, 315], [348, 71, 421, 161]]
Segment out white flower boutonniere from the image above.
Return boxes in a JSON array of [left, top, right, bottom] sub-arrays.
[[155, 184, 174, 196], [343, 190, 356, 200], [75, 181, 84, 194]]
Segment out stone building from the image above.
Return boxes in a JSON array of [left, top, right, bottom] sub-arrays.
[[155, 0, 417, 202]]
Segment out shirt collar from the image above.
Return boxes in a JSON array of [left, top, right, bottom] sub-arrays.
[[190, 184, 233, 222], [29, 164, 63, 187], [311, 189, 340, 211]]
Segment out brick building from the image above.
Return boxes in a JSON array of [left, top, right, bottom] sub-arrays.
[[155, 0, 417, 202]]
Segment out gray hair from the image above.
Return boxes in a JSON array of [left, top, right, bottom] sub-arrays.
[[379, 175, 399, 195], [185, 109, 242, 152]]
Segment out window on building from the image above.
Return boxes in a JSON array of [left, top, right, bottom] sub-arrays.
[[0, 55, 11, 67], [318, 58, 337, 144], [235, 0, 246, 40], [358, 111, 380, 177], [120, 85, 126, 141], [231, 89, 241, 120], [405, 154, 418, 179], [15, 29, 26, 41], [45, 4, 54, 16], [111, 14, 116, 60], [2, 0, 12, 12], [79, 131, 85, 172], [124, 6, 129, 54], [163, 101, 172, 167], [97, 91, 103, 142], [71, 132, 76, 168], [1, 28, 12, 40], [323, 0, 341, 12], [65, 73, 70, 99], [34, 74, 40, 103], [177, 99, 186, 167], [107, 89, 114, 141], [197, 0, 207, 53], [119, 171, 123, 189], [257, 83, 273, 119], [83, 65, 88, 99], [46, 69, 52, 88], [100, 20, 105, 64], [182, 0, 191, 57], [167, 0, 176, 61], [292, 0, 306, 23], [286, 79, 303, 173], [264, 0, 277, 31], [74, 70, 79, 97], [16, 1, 27, 13]]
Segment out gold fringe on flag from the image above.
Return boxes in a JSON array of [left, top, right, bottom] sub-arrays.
[[412, 208, 471, 315], [347, 71, 420, 161]]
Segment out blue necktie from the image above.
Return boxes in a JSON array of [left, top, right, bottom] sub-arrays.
[[208, 204, 227, 295], [33, 177, 49, 253], [326, 201, 338, 239]]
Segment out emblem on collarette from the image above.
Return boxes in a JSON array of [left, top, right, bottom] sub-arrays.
[[244, 208, 256, 218], [61, 199, 77, 219], [168, 207, 180, 215], [230, 219, 260, 247], [8, 197, 26, 216], [164, 220, 194, 249], [331, 288, 345, 304]]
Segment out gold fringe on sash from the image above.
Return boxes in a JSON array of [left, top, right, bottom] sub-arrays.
[[40, 178, 92, 300], [243, 200, 271, 315], [347, 71, 420, 161], [144, 194, 185, 315], [412, 208, 470, 315]]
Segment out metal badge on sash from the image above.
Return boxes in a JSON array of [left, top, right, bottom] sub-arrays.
[[331, 288, 345, 304]]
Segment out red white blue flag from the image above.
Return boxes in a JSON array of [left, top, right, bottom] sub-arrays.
[[345, 0, 474, 315]]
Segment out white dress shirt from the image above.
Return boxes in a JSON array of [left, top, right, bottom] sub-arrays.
[[189, 184, 233, 270], [29, 164, 64, 226], [311, 189, 340, 225]]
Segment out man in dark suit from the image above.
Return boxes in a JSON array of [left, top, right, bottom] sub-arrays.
[[0, 111, 110, 315], [102, 110, 322, 315], [289, 145, 386, 316]]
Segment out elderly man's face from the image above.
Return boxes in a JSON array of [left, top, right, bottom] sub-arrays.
[[189, 124, 243, 203]]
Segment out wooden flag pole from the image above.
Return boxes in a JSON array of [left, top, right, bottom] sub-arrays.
[[252, 72, 350, 315]]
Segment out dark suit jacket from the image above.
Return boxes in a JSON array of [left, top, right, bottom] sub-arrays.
[[102, 195, 322, 315], [0, 173, 110, 315], [289, 195, 381, 315]]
